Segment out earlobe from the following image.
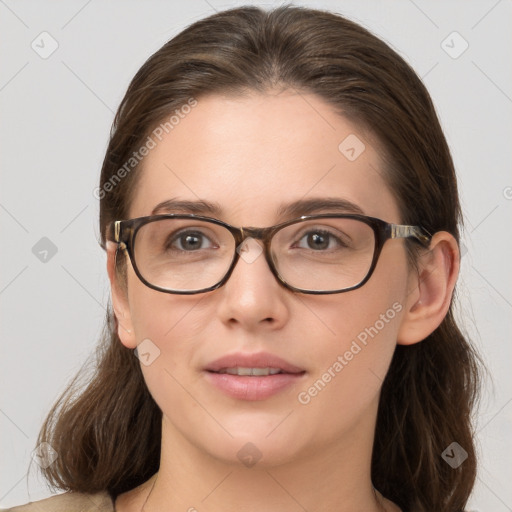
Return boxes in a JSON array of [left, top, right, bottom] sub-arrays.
[[397, 231, 460, 345], [106, 241, 137, 349]]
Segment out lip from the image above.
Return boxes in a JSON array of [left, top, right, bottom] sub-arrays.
[[203, 352, 306, 401]]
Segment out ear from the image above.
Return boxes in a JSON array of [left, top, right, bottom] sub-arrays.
[[106, 241, 137, 349], [397, 231, 460, 345]]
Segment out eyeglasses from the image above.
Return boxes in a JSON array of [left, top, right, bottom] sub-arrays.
[[111, 213, 431, 295]]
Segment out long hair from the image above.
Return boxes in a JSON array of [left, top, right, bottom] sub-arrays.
[[36, 6, 482, 511]]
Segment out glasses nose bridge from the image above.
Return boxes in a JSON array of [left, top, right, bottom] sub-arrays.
[[229, 225, 281, 289], [238, 225, 274, 246]]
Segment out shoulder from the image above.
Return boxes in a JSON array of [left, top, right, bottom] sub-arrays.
[[0, 491, 115, 512]]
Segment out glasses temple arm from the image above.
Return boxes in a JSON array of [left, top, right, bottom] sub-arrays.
[[390, 224, 431, 245]]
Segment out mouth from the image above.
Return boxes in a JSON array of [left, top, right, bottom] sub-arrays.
[[204, 351, 305, 374], [203, 352, 306, 400], [209, 367, 296, 376]]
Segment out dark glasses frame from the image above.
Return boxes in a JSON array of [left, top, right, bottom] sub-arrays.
[[111, 213, 431, 295]]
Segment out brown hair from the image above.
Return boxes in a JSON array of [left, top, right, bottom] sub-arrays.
[[36, 6, 482, 511]]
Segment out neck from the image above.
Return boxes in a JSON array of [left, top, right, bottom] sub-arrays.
[[118, 404, 400, 512]]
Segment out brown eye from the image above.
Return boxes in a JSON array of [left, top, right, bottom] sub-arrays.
[[295, 230, 347, 251], [167, 230, 213, 251]]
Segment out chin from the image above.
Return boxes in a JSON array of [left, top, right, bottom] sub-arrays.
[[207, 438, 301, 469]]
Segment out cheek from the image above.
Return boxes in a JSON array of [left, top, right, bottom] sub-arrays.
[[127, 269, 205, 342], [289, 301, 403, 454], [125, 274, 209, 401], [299, 288, 404, 400], [295, 247, 408, 420]]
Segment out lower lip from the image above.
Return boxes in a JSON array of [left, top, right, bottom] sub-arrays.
[[204, 371, 306, 401]]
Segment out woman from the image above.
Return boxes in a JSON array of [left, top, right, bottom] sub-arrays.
[[3, 5, 482, 512]]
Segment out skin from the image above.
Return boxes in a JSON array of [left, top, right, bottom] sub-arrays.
[[107, 90, 459, 512]]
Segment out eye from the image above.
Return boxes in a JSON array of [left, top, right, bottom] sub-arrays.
[[168, 230, 215, 251], [295, 229, 347, 251]]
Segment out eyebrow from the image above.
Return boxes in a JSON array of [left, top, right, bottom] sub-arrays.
[[276, 197, 365, 218], [151, 198, 222, 216], [150, 197, 365, 219]]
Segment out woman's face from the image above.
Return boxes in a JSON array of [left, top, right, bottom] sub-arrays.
[[114, 90, 414, 467]]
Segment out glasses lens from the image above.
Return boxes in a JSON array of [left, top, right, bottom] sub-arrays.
[[271, 218, 376, 292], [134, 218, 235, 292]]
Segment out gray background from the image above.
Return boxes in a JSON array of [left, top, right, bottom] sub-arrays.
[[1, 0, 511, 510]]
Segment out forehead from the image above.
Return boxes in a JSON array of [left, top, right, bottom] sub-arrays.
[[129, 90, 400, 224]]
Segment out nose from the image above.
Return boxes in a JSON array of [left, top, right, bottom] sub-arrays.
[[215, 237, 290, 331]]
